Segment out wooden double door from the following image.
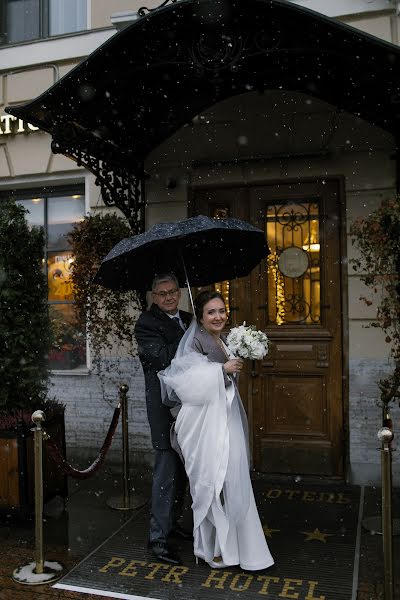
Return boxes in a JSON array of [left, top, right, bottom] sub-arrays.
[[193, 179, 345, 477]]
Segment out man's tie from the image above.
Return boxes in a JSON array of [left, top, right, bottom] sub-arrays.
[[172, 316, 185, 330]]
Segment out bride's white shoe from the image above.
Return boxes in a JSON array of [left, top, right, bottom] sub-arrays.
[[207, 558, 227, 569]]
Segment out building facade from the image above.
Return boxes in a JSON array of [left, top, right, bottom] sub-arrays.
[[1, 0, 399, 484]]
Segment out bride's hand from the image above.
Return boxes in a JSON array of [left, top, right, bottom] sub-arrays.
[[223, 359, 244, 374]]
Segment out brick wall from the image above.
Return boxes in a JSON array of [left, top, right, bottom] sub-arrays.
[[50, 358, 154, 470], [349, 359, 400, 485]]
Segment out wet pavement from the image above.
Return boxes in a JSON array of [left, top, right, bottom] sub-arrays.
[[0, 467, 399, 600]]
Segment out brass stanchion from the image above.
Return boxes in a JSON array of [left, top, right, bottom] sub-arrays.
[[107, 385, 146, 511], [362, 405, 400, 536], [13, 410, 65, 585], [378, 427, 394, 600]]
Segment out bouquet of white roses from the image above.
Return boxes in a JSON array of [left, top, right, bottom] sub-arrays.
[[226, 323, 269, 360]]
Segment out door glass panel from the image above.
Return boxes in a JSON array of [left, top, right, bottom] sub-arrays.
[[266, 201, 320, 325]]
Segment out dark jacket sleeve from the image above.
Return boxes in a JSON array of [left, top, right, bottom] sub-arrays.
[[135, 314, 180, 373]]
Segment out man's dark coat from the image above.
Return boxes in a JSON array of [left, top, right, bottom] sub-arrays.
[[135, 303, 192, 449]]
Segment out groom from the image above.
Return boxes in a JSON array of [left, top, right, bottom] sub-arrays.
[[135, 273, 193, 565]]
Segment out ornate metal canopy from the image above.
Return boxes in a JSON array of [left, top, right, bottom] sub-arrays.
[[6, 0, 400, 228]]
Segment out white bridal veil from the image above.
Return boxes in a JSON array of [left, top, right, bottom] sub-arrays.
[[158, 320, 251, 529], [159, 319, 219, 407]]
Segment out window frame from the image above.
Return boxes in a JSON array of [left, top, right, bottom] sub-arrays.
[[1, 185, 87, 371], [0, 0, 86, 46]]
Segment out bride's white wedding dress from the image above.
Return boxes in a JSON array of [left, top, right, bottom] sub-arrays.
[[159, 323, 274, 571]]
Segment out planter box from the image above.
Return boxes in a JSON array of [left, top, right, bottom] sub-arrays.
[[0, 430, 21, 509], [0, 413, 68, 511]]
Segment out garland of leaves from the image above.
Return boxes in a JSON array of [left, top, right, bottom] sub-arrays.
[[350, 196, 400, 405], [68, 213, 142, 401]]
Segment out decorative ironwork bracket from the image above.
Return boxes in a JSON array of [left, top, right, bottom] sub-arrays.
[[51, 134, 145, 234], [94, 162, 146, 235], [138, 0, 179, 17]]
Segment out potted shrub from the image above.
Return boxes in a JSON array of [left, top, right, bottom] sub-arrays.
[[0, 199, 66, 510]]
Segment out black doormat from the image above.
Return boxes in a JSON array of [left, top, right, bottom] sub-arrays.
[[54, 481, 362, 600]]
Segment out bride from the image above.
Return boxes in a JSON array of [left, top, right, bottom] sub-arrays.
[[159, 290, 274, 571]]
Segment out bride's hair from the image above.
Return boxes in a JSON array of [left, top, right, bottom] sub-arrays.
[[194, 290, 224, 322]]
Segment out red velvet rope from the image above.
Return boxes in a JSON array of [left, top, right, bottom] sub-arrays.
[[44, 405, 121, 480]]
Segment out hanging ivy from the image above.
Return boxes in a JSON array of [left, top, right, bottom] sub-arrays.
[[68, 213, 142, 398], [350, 196, 400, 404]]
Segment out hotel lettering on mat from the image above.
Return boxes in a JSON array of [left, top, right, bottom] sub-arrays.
[[264, 488, 351, 504], [99, 557, 326, 599]]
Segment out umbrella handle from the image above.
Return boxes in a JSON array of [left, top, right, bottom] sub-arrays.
[[180, 255, 195, 315]]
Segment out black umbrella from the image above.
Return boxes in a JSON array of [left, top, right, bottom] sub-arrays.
[[93, 215, 269, 309]]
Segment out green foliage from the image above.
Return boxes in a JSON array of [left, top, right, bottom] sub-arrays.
[[350, 196, 400, 404], [67, 213, 141, 394], [0, 199, 53, 414], [49, 308, 85, 352]]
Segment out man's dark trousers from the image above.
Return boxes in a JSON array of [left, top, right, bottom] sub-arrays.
[[135, 303, 192, 544], [150, 448, 187, 543]]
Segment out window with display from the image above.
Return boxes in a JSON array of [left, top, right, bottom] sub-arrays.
[[0, 0, 87, 45], [3, 188, 86, 370]]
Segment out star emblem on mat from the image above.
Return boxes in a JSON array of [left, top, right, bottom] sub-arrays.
[[263, 524, 280, 538], [300, 528, 334, 543]]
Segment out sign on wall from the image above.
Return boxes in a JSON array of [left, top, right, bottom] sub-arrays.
[[0, 114, 39, 135]]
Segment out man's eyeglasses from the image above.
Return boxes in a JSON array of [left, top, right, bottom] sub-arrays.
[[153, 288, 179, 298]]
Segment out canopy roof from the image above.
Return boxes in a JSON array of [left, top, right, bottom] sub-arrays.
[[6, 0, 400, 225]]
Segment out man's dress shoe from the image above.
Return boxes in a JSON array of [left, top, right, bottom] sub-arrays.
[[149, 542, 181, 565], [170, 525, 193, 540]]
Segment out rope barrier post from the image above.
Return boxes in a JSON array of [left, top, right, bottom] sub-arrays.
[[107, 385, 146, 511], [122, 383, 130, 507], [378, 427, 394, 600], [362, 405, 400, 536], [12, 410, 65, 586], [34, 410, 44, 574]]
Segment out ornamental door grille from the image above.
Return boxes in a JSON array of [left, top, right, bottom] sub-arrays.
[[266, 201, 320, 326], [193, 179, 345, 477]]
